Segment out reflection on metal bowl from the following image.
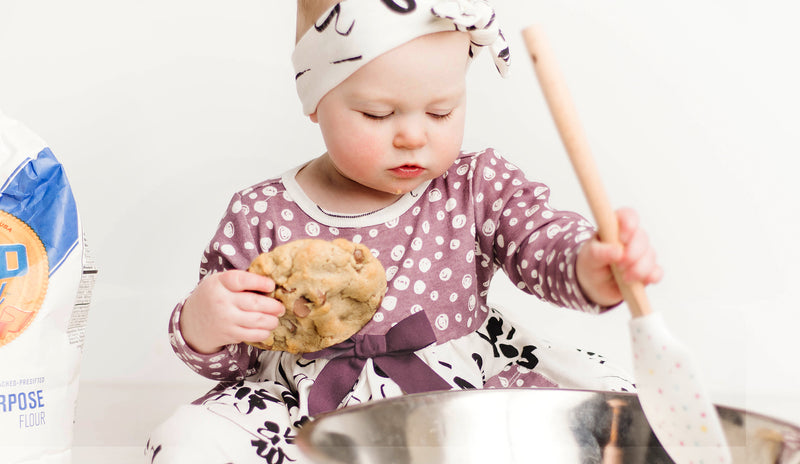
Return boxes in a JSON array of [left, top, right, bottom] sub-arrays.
[[297, 389, 800, 464]]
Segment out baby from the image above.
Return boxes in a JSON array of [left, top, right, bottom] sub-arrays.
[[147, 1, 661, 462]]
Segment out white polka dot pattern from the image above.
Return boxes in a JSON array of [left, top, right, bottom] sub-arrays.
[[169, 149, 605, 380]]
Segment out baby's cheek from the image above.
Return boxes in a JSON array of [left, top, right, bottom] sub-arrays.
[[343, 137, 383, 169], [327, 149, 379, 186], [350, 132, 383, 156]]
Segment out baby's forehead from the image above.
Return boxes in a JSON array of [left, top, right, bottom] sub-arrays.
[[340, 82, 466, 106]]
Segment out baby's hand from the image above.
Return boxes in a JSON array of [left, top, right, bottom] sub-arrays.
[[576, 208, 663, 307], [179, 270, 285, 354]]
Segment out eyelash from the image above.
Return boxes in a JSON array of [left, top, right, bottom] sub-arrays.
[[360, 111, 453, 121], [361, 112, 392, 121]]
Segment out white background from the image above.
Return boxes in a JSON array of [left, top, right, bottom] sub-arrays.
[[2, 0, 799, 451]]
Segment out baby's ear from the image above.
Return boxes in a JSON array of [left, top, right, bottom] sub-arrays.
[[309, 112, 319, 123]]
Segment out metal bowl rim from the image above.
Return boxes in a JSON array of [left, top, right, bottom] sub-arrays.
[[296, 387, 800, 461]]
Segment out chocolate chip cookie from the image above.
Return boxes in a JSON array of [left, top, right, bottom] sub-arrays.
[[247, 238, 386, 354]]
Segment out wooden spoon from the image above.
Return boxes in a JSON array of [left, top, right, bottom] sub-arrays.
[[522, 24, 732, 464]]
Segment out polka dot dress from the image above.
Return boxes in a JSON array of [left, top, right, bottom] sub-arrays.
[[153, 149, 636, 463], [195, 149, 602, 343]]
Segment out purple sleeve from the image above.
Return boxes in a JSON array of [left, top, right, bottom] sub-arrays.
[[168, 192, 265, 381], [168, 302, 262, 381], [199, 192, 265, 278], [472, 149, 607, 313]]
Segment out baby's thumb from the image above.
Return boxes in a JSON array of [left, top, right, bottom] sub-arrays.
[[589, 239, 624, 266]]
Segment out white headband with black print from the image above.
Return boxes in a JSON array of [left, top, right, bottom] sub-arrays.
[[292, 0, 510, 115]]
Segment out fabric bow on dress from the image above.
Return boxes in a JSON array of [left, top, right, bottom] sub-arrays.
[[304, 310, 452, 416]]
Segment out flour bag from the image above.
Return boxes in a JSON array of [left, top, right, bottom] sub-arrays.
[[0, 110, 96, 463]]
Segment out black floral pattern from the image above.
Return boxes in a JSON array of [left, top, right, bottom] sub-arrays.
[[251, 421, 297, 464]]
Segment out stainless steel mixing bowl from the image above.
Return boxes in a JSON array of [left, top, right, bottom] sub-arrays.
[[297, 388, 800, 463]]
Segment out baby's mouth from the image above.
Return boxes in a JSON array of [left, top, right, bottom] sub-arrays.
[[390, 165, 425, 178]]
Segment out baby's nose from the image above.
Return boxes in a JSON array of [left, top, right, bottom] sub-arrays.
[[392, 118, 426, 150]]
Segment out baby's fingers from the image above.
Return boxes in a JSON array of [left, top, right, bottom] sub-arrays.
[[235, 290, 286, 317], [616, 207, 640, 245], [585, 239, 624, 268], [237, 326, 279, 345], [235, 299, 284, 345], [619, 245, 663, 284], [218, 269, 276, 294], [612, 208, 656, 282], [237, 309, 281, 332], [619, 225, 649, 267]]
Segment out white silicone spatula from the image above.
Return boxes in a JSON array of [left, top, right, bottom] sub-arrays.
[[522, 25, 732, 464]]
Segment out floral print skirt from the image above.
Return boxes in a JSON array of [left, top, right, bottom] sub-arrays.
[[146, 307, 633, 463]]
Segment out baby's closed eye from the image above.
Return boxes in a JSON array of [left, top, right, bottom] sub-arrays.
[[427, 110, 453, 120], [361, 111, 393, 120]]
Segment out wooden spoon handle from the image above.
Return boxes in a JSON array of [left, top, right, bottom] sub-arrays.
[[522, 25, 652, 317]]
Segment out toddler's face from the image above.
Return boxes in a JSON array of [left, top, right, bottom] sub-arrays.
[[311, 31, 470, 196]]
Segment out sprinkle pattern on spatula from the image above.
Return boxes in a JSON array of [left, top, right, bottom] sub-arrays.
[[631, 313, 732, 463]]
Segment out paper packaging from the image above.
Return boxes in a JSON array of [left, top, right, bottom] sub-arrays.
[[0, 110, 97, 463]]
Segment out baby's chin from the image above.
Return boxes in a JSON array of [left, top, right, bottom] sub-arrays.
[[387, 178, 432, 196], [389, 185, 419, 196], [371, 184, 413, 197]]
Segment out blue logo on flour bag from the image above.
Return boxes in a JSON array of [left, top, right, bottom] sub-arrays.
[[0, 147, 79, 276]]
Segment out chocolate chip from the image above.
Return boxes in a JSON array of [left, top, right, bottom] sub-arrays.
[[281, 319, 296, 333], [293, 298, 312, 318]]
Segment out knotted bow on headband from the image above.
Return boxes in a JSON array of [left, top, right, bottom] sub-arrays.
[[293, 0, 510, 115], [431, 0, 509, 70], [304, 310, 451, 416]]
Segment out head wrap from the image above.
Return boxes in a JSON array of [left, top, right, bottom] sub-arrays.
[[292, 0, 510, 115]]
